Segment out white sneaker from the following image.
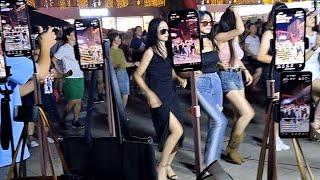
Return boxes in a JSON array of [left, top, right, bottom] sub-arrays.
[[278, 139, 290, 151], [47, 137, 54, 144], [276, 140, 282, 152], [29, 141, 39, 148]]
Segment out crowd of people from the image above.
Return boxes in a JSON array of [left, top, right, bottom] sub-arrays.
[[1, 2, 320, 180]]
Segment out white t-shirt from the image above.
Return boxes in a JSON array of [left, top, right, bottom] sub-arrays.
[[54, 44, 84, 78], [245, 35, 261, 56], [303, 31, 320, 80]]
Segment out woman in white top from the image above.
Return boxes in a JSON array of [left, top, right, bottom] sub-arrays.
[[304, 11, 320, 140], [52, 27, 84, 129]]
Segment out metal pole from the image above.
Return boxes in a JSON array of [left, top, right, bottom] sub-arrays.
[[189, 71, 203, 175]]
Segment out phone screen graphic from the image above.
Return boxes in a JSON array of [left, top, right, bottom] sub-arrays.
[[168, 9, 202, 72], [279, 71, 312, 138], [0, 0, 32, 57], [74, 18, 104, 70], [274, 8, 306, 72], [0, 37, 6, 81]]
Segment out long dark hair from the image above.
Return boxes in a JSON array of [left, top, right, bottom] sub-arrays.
[[217, 8, 236, 66], [146, 18, 171, 58], [267, 2, 288, 30], [199, 11, 219, 52]]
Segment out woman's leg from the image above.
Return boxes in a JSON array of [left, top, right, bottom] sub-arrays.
[[73, 99, 82, 122], [62, 100, 77, 122], [226, 90, 254, 135], [122, 95, 129, 107], [225, 90, 254, 164], [157, 112, 183, 180], [312, 79, 320, 130], [166, 145, 179, 179], [197, 90, 228, 166]]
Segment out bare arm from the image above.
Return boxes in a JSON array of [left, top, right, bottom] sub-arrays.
[[133, 48, 154, 95], [305, 49, 315, 61], [19, 80, 34, 97], [37, 27, 57, 81], [172, 70, 187, 88], [215, 8, 245, 42], [133, 48, 162, 108], [257, 30, 273, 64], [51, 56, 64, 74]]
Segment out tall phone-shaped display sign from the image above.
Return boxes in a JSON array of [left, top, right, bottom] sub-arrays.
[[168, 9, 202, 72], [0, 0, 32, 57], [74, 18, 105, 71], [274, 8, 306, 72]]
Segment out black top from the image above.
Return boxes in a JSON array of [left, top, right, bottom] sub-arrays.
[[201, 51, 219, 74], [146, 53, 175, 105]]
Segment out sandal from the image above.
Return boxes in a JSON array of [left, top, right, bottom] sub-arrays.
[[167, 164, 178, 180]]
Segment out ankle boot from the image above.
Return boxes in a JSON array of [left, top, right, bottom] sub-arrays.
[[225, 133, 245, 165]]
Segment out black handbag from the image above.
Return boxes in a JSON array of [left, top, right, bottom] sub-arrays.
[[59, 43, 157, 180], [196, 161, 234, 180]]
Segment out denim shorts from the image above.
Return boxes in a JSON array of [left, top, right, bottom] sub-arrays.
[[116, 69, 130, 95], [218, 70, 244, 93]]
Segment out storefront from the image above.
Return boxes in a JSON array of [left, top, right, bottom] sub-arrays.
[[38, 6, 161, 31]]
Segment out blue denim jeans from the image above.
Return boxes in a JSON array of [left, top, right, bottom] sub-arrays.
[[196, 72, 228, 166]]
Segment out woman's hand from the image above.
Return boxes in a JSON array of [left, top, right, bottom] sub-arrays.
[[147, 91, 162, 108], [243, 70, 253, 86], [217, 62, 228, 71], [178, 77, 188, 89]]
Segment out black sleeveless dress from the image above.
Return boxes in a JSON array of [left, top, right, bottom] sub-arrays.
[[146, 53, 184, 151]]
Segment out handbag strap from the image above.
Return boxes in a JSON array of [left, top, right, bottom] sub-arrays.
[[38, 107, 70, 173], [7, 126, 25, 179], [7, 106, 69, 179]]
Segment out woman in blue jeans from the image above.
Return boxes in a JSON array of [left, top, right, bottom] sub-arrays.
[[196, 11, 228, 168]]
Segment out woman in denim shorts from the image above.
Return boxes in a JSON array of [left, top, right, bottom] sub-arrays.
[[215, 7, 254, 165], [109, 32, 136, 107], [194, 11, 229, 172]]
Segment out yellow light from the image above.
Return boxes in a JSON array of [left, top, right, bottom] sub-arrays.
[[27, 0, 36, 7], [105, 0, 114, 7], [77, 0, 88, 8]]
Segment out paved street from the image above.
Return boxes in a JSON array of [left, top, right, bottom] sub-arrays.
[[1, 88, 320, 180]]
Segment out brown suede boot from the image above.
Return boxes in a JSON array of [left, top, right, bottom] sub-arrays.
[[225, 133, 245, 165]]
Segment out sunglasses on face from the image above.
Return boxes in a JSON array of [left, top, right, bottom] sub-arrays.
[[201, 21, 213, 27], [159, 29, 169, 35]]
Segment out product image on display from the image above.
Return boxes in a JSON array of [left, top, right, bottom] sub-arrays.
[[274, 8, 306, 71], [168, 9, 202, 72], [75, 18, 104, 70], [0, 0, 32, 57], [0, 35, 7, 81], [279, 71, 312, 138]]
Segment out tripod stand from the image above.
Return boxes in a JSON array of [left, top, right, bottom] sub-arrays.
[[256, 95, 316, 180], [256, 66, 315, 180]]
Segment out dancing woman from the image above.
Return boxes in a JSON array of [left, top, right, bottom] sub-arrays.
[[134, 18, 187, 180]]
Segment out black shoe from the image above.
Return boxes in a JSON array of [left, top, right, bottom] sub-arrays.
[[72, 121, 85, 128], [59, 123, 69, 132], [98, 94, 105, 102]]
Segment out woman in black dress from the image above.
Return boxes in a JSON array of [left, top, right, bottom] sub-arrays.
[[134, 18, 187, 180]]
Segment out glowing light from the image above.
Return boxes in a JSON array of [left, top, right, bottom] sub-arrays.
[[80, 8, 109, 17]]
